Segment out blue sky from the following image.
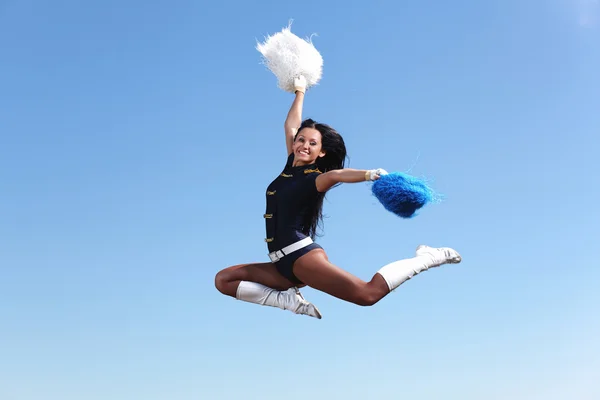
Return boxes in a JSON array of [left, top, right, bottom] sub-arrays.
[[1, 0, 599, 399]]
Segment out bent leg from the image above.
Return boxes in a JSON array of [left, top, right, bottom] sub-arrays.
[[214, 262, 321, 319]]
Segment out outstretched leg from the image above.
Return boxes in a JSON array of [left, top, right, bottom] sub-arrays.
[[293, 245, 462, 306], [214, 262, 322, 319]]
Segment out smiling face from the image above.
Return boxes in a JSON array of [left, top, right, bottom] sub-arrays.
[[292, 127, 326, 166]]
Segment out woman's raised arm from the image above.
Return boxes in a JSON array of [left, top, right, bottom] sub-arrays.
[[283, 76, 307, 155]]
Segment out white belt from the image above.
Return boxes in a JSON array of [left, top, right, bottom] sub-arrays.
[[268, 237, 313, 262]]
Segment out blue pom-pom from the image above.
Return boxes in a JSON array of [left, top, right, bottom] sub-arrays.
[[371, 172, 439, 218]]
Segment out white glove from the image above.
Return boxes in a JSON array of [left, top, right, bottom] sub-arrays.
[[294, 75, 307, 94], [365, 168, 388, 181]]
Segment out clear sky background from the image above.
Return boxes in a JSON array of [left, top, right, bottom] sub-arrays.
[[1, 1, 599, 399]]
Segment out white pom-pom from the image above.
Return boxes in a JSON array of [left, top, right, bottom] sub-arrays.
[[256, 22, 323, 93]]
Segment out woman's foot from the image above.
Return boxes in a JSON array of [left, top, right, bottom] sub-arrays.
[[289, 287, 322, 319], [415, 245, 462, 268]]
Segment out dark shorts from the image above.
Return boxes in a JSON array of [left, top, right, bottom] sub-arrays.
[[273, 242, 323, 285]]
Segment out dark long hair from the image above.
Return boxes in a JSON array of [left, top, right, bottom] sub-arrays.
[[296, 118, 347, 239]]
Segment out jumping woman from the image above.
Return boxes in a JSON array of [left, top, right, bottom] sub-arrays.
[[214, 76, 462, 319]]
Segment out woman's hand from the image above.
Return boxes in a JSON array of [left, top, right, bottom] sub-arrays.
[[365, 168, 388, 181], [294, 76, 307, 94]]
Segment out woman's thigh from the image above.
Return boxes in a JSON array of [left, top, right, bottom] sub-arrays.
[[292, 249, 388, 306], [215, 261, 299, 297]]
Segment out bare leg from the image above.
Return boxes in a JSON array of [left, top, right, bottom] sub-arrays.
[[214, 262, 321, 318], [215, 262, 296, 297], [292, 249, 389, 306], [293, 245, 462, 306]]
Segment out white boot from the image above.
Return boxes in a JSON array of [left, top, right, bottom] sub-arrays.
[[236, 281, 322, 319], [415, 245, 462, 267], [376, 245, 462, 291]]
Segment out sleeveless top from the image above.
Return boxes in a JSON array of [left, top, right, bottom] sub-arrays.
[[264, 153, 322, 252]]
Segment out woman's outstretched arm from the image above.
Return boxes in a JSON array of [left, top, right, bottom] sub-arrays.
[[315, 168, 387, 193]]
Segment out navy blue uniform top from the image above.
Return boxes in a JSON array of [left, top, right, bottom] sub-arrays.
[[264, 153, 322, 253]]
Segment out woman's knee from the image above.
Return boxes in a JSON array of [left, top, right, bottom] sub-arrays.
[[214, 267, 235, 295], [353, 286, 384, 307]]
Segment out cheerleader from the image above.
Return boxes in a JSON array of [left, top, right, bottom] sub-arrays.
[[214, 76, 461, 319]]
